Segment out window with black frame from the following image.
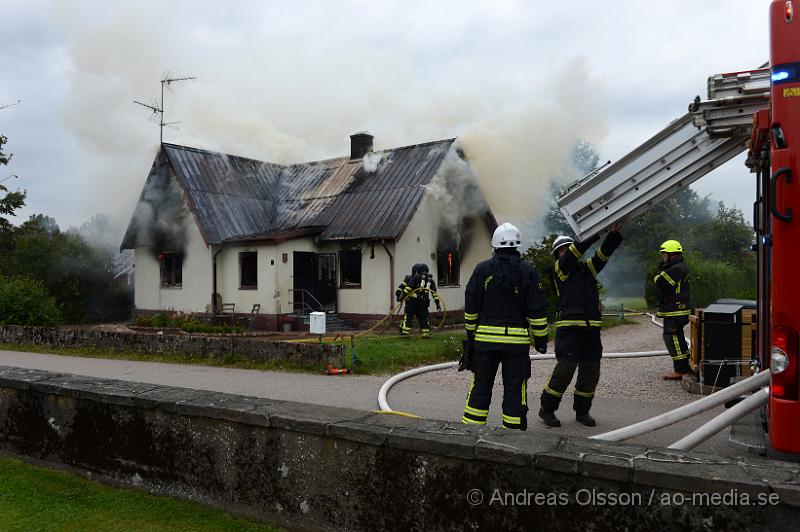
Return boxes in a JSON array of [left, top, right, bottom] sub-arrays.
[[437, 249, 460, 287], [339, 249, 362, 288], [239, 251, 257, 288], [159, 253, 183, 287]]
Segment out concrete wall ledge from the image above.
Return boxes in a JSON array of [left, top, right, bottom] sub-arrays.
[[0, 325, 343, 367], [0, 366, 799, 531]]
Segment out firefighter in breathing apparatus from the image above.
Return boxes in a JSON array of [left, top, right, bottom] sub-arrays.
[[539, 224, 623, 428], [654, 239, 691, 380], [460, 223, 549, 431], [397, 263, 441, 337]]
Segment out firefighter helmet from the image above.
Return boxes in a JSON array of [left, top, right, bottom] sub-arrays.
[[491, 223, 522, 248], [552, 235, 574, 256], [659, 240, 683, 253]]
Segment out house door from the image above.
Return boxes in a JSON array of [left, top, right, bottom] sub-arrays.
[[292, 251, 337, 313], [314, 253, 336, 312]]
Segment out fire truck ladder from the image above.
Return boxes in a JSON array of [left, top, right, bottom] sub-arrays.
[[557, 67, 770, 240]]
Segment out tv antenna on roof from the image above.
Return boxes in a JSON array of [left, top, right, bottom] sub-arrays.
[[133, 72, 195, 144], [0, 99, 21, 110]]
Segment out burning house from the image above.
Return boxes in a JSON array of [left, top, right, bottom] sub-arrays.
[[121, 133, 496, 330]]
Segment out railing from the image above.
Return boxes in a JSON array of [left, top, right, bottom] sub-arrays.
[[288, 289, 324, 315]]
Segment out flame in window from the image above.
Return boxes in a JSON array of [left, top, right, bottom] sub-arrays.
[[447, 251, 453, 275]]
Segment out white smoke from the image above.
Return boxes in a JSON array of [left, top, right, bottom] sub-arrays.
[[458, 56, 608, 242], [424, 146, 487, 247], [44, 2, 608, 247], [362, 152, 383, 173]]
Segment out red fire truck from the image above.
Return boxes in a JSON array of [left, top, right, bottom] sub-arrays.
[[556, 0, 800, 453], [754, 0, 800, 453]]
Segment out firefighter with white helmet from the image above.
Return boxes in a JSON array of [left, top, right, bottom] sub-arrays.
[[539, 223, 623, 428], [654, 239, 691, 380], [460, 222, 549, 430]]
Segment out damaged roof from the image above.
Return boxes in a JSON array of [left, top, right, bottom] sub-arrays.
[[121, 138, 456, 249]]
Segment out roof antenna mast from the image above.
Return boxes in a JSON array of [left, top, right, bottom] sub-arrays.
[[133, 72, 195, 144]]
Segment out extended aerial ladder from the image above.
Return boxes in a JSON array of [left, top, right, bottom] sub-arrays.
[[557, 67, 770, 240]]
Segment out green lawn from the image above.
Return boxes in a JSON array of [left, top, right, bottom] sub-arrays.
[[0, 456, 281, 531], [332, 331, 465, 375], [0, 343, 324, 374]]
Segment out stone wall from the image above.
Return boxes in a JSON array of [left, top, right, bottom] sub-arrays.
[[0, 325, 343, 367], [0, 367, 799, 530]]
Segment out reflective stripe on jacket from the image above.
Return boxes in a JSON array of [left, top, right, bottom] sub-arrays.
[[552, 231, 622, 328], [464, 249, 548, 344], [654, 257, 691, 317]]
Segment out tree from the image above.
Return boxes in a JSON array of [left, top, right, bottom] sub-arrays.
[[544, 138, 602, 236], [0, 214, 132, 323], [522, 235, 559, 318], [695, 202, 753, 265], [540, 136, 754, 303], [0, 135, 26, 233], [0, 275, 62, 326]]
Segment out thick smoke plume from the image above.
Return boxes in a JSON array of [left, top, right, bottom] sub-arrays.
[[425, 146, 488, 248], [46, 3, 608, 246], [128, 163, 188, 254]]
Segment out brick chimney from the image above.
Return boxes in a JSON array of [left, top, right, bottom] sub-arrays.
[[350, 132, 374, 160]]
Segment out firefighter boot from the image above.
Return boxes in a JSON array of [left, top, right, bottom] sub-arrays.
[[575, 412, 596, 427], [538, 408, 561, 427]]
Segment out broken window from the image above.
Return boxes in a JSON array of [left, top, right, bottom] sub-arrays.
[[437, 249, 460, 287], [159, 252, 183, 287], [239, 251, 257, 288], [339, 249, 362, 288]]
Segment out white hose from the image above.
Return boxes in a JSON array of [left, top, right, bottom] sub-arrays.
[[590, 370, 769, 441], [377, 312, 685, 413], [378, 361, 457, 411], [377, 349, 670, 412], [667, 387, 768, 450]]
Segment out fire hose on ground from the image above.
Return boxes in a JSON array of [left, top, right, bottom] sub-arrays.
[[377, 311, 768, 451], [377, 350, 671, 413], [378, 310, 678, 413]]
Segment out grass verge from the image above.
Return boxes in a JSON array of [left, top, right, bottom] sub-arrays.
[[0, 343, 324, 374], [0, 456, 281, 531]]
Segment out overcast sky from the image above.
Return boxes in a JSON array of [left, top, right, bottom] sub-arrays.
[[1, 0, 768, 237]]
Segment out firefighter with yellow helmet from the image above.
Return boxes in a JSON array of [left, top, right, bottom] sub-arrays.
[[654, 239, 691, 380]]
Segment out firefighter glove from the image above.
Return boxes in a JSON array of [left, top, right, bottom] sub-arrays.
[[435, 299, 441, 311], [459, 337, 476, 372], [534, 337, 548, 354]]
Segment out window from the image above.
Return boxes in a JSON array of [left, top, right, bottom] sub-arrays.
[[159, 253, 183, 287], [339, 249, 362, 288], [437, 249, 460, 286], [317, 253, 336, 283], [239, 251, 257, 288]]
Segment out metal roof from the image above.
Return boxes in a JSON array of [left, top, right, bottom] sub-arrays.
[[122, 138, 456, 249]]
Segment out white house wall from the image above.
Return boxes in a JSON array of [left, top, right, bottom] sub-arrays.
[[395, 191, 493, 312], [133, 189, 491, 317], [133, 212, 212, 312], [329, 241, 393, 316]]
